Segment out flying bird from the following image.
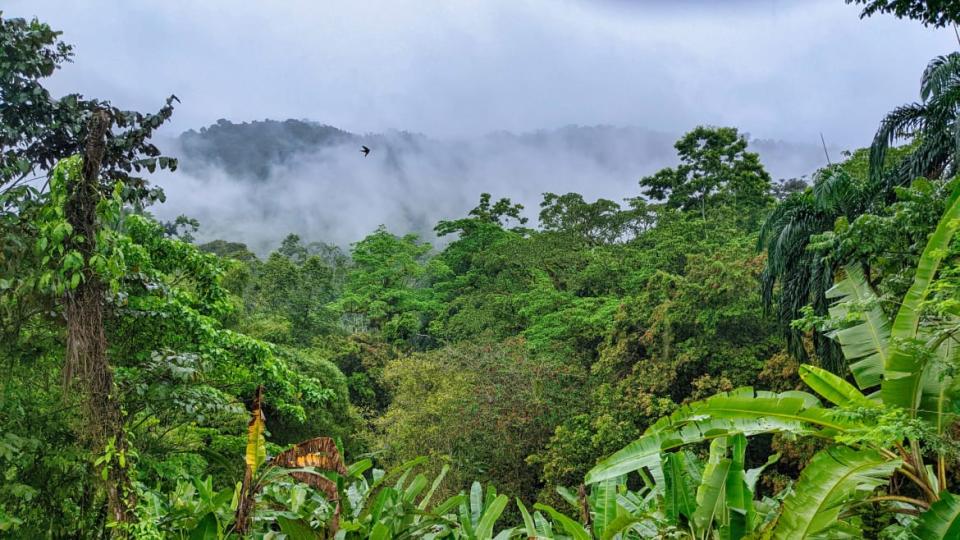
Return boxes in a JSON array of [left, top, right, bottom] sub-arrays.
[[360, 145, 370, 157]]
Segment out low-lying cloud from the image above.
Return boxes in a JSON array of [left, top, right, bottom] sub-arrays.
[[152, 124, 834, 254], [6, 0, 945, 252]]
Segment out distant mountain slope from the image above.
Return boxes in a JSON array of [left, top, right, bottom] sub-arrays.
[[178, 119, 357, 180], [176, 119, 831, 182], [161, 119, 836, 253]]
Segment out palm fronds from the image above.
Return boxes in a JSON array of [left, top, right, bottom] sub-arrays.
[[871, 52, 960, 185]]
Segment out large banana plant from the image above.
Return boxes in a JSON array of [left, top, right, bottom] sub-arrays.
[[586, 187, 960, 538], [335, 462, 509, 540], [514, 483, 661, 540], [230, 385, 353, 538], [229, 385, 511, 539], [513, 435, 780, 540]]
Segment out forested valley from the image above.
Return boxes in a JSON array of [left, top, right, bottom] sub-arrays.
[[5, 1, 960, 538]]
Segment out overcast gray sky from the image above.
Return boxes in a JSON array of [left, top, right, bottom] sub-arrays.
[[5, 0, 956, 148]]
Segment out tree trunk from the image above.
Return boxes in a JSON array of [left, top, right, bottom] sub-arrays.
[[64, 109, 137, 530]]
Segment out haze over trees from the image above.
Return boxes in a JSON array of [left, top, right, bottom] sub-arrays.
[[4, 3, 960, 539], [163, 119, 833, 253]]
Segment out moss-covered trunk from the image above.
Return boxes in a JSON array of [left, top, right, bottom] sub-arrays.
[[64, 109, 136, 529]]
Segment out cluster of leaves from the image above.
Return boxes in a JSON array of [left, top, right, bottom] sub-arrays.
[[0, 157, 357, 535], [846, 0, 960, 27]]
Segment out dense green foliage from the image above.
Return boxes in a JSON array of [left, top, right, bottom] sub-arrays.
[[846, 0, 960, 27], [179, 120, 354, 181], [5, 3, 960, 539]]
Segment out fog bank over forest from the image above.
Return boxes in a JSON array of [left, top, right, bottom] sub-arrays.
[[154, 119, 836, 253]]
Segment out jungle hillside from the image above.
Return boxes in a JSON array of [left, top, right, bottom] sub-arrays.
[[5, 1, 960, 538]]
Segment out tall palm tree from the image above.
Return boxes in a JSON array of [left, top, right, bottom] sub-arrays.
[[759, 165, 873, 372], [760, 53, 960, 372], [871, 52, 960, 188]]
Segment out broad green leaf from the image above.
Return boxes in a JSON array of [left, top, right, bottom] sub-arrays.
[[695, 462, 731, 537], [394, 467, 413, 492], [534, 503, 591, 540], [919, 346, 960, 441], [433, 493, 466, 516], [188, 513, 218, 540], [459, 498, 477, 538], [825, 264, 889, 389], [277, 516, 320, 540], [359, 456, 428, 521], [916, 491, 960, 539], [369, 522, 390, 540], [798, 364, 875, 408], [369, 488, 394, 523], [600, 514, 649, 540], [534, 511, 554, 537], [724, 434, 753, 539], [745, 453, 780, 493], [662, 452, 698, 523], [470, 481, 483, 526], [771, 446, 900, 539], [475, 494, 508, 539], [484, 484, 498, 510], [556, 486, 579, 511], [417, 464, 449, 512], [516, 498, 538, 538], [693, 438, 731, 537], [348, 458, 373, 477], [590, 479, 619, 537], [403, 473, 428, 503], [586, 388, 854, 484]]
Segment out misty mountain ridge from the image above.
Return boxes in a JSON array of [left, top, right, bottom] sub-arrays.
[[177, 119, 830, 182], [160, 119, 837, 254]]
